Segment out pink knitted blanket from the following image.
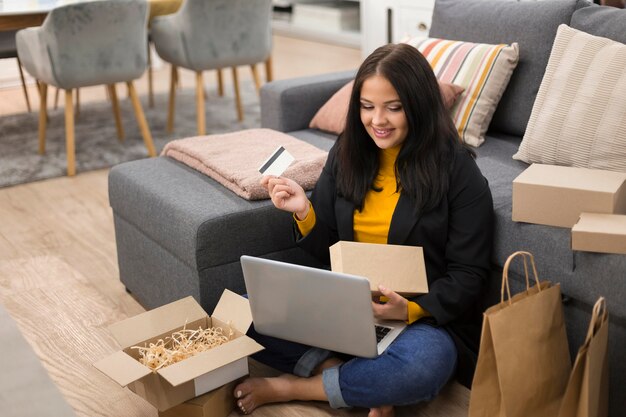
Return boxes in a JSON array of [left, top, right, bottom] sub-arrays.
[[161, 129, 328, 200]]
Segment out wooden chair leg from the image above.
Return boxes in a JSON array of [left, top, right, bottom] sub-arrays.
[[127, 81, 156, 157], [107, 84, 125, 141], [174, 66, 181, 89], [38, 82, 48, 155], [231, 67, 243, 122], [196, 71, 206, 135], [147, 40, 154, 108], [54, 87, 60, 110], [265, 56, 273, 82], [167, 65, 177, 133], [75, 88, 80, 118], [16, 58, 31, 112], [217, 69, 224, 97], [65, 89, 76, 177], [250, 64, 262, 95]]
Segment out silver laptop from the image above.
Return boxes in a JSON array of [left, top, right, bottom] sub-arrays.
[[240, 255, 406, 358]]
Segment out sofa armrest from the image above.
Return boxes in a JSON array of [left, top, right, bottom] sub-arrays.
[[260, 70, 356, 132]]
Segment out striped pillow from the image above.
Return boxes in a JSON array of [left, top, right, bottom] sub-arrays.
[[404, 37, 519, 147], [514, 25, 626, 172]]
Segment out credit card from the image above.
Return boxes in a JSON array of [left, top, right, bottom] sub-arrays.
[[258, 146, 294, 176]]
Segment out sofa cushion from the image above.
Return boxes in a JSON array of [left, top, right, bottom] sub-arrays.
[[109, 158, 293, 270], [513, 24, 626, 171], [573, 252, 626, 318], [309, 80, 354, 135], [429, 0, 590, 137], [571, 3, 626, 42], [405, 36, 518, 147]]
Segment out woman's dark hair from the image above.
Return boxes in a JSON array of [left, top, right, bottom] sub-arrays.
[[336, 43, 463, 214]]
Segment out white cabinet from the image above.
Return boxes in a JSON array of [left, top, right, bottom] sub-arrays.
[[270, 0, 438, 55], [272, 0, 362, 48], [392, 0, 435, 42], [360, 0, 435, 58]]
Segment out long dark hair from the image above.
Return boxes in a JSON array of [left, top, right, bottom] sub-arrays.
[[336, 43, 462, 214]]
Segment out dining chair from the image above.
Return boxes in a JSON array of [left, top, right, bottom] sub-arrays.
[[150, 0, 273, 135], [0, 30, 31, 112], [16, 0, 156, 177]]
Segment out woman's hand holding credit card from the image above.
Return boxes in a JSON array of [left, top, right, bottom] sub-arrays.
[[259, 146, 310, 219]]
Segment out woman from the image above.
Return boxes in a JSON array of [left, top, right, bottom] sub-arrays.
[[234, 43, 494, 417]]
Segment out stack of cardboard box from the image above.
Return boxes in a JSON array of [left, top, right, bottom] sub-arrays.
[[512, 164, 626, 254]]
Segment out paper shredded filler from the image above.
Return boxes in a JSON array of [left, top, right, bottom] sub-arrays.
[[131, 324, 234, 372]]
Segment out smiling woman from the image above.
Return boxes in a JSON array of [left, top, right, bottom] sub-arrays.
[[250, 43, 494, 417]]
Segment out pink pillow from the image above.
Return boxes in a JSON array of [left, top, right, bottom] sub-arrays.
[[309, 80, 465, 135]]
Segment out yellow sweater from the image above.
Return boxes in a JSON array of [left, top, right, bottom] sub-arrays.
[[296, 145, 428, 324]]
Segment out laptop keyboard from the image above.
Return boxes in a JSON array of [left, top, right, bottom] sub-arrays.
[[375, 325, 392, 343]]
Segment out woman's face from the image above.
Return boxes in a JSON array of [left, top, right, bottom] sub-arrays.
[[359, 74, 409, 150]]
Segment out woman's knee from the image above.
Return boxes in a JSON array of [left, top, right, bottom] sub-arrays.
[[336, 325, 457, 406]]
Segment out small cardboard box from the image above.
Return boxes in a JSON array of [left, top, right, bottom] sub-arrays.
[[512, 164, 626, 228], [329, 241, 428, 295], [572, 213, 626, 255], [157, 379, 239, 417], [94, 290, 263, 411]]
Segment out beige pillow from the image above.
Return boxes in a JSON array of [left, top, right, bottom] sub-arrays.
[[514, 25, 626, 172], [404, 36, 519, 147], [309, 80, 465, 135]]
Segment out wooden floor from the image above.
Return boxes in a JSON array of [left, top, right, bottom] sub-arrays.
[[0, 35, 468, 417]]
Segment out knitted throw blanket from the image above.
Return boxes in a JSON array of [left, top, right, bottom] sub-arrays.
[[161, 129, 329, 200]]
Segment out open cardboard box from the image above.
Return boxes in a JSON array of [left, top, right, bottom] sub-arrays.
[[94, 290, 263, 411], [329, 241, 428, 296], [512, 164, 626, 228], [572, 213, 626, 255]]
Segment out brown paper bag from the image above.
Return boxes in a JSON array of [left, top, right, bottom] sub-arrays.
[[469, 251, 572, 417], [557, 297, 609, 417]]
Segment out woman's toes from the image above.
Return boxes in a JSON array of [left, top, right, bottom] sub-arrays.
[[368, 407, 382, 417], [237, 398, 254, 415], [234, 380, 251, 399], [368, 405, 394, 417]]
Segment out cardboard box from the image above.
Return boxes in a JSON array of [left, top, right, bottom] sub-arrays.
[[512, 164, 626, 228], [572, 213, 626, 255], [157, 379, 238, 417], [329, 241, 428, 296], [94, 290, 263, 411]]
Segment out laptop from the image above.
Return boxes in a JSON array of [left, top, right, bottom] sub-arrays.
[[240, 255, 407, 358]]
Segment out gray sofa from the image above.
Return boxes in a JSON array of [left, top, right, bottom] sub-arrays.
[[108, 0, 625, 415]]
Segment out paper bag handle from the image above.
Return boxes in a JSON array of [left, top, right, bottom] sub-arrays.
[[501, 251, 542, 305], [584, 297, 608, 346]]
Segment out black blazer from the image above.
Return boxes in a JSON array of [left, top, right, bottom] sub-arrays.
[[296, 143, 494, 387]]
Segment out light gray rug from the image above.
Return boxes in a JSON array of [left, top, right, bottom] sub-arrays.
[[0, 85, 261, 188]]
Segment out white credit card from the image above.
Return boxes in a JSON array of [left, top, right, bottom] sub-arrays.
[[258, 146, 294, 177]]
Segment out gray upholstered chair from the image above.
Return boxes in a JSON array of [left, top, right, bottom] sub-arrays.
[[0, 30, 31, 112], [151, 0, 273, 134], [16, 0, 156, 177]]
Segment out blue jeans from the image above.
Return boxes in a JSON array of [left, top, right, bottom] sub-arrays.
[[248, 321, 458, 409]]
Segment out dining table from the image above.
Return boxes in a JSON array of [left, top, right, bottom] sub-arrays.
[[0, 0, 182, 108], [0, 0, 182, 31]]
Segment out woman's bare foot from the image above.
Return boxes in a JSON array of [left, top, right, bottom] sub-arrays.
[[234, 374, 299, 414], [368, 405, 395, 417]]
